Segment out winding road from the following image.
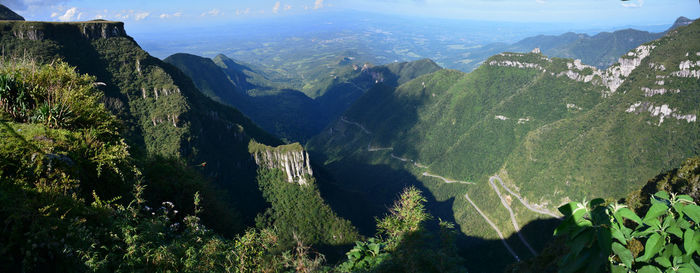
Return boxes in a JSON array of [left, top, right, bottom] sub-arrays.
[[491, 175, 559, 218], [340, 116, 371, 134], [489, 178, 537, 255], [465, 193, 520, 262], [367, 143, 393, 152], [335, 116, 550, 260], [422, 172, 474, 185]]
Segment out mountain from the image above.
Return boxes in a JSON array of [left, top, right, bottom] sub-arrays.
[[0, 4, 24, 21], [505, 156, 700, 273], [0, 13, 373, 270], [461, 17, 694, 71], [669, 16, 694, 31], [0, 20, 290, 229], [308, 19, 700, 272], [165, 53, 324, 142], [165, 52, 441, 141]]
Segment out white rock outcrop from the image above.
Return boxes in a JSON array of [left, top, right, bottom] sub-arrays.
[[252, 146, 314, 186], [671, 60, 700, 79], [488, 60, 545, 71], [495, 115, 509, 120], [642, 87, 680, 97], [566, 103, 583, 110], [556, 44, 656, 96], [626, 101, 697, 125]]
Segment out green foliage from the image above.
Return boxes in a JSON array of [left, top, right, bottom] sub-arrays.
[[309, 21, 700, 266], [376, 186, 430, 247], [167, 53, 440, 142], [337, 187, 467, 273], [254, 167, 360, 247], [555, 191, 700, 273], [337, 238, 389, 272]]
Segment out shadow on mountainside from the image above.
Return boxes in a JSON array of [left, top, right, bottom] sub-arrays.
[[312, 157, 561, 272]]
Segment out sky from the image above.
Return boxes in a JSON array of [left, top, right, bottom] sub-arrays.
[[2, 0, 699, 31]]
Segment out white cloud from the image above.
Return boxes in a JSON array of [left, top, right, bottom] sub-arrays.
[[57, 7, 77, 21], [201, 9, 221, 16], [50, 12, 58, 17], [134, 12, 149, 21], [272, 1, 281, 13], [159, 12, 182, 19], [621, 0, 644, 8], [314, 0, 324, 9]]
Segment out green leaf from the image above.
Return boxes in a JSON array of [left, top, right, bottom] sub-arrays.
[[596, 228, 612, 255], [682, 204, 700, 224], [558, 202, 578, 217], [667, 225, 683, 239], [654, 256, 672, 268], [616, 207, 642, 225], [611, 226, 627, 245], [684, 229, 697, 254], [610, 264, 627, 273], [676, 195, 694, 203], [612, 242, 634, 268], [643, 203, 668, 226], [369, 243, 380, 254], [638, 265, 662, 273], [654, 191, 670, 200], [636, 233, 663, 262]]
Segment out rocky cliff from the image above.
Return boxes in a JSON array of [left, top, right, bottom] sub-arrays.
[[249, 141, 314, 185], [2, 20, 127, 41]]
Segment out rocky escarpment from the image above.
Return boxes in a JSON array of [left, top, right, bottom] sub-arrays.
[[249, 141, 314, 185], [2, 20, 127, 41], [487, 44, 657, 97]]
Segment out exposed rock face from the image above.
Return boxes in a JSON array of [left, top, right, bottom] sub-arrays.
[[488, 60, 545, 71], [672, 60, 700, 79], [554, 44, 656, 96], [79, 22, 126, 39], [9, 21, 127, 41], [250, 142, 314, 185], [489, 44, 656, 97], [626, 101, 697, 125], [642, 87, 680, 97]]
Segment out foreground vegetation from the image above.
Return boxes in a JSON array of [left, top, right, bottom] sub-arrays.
[[0, 59, 468, 272]]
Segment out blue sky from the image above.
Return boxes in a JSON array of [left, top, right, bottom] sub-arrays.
[[2, 0, 699, 29]]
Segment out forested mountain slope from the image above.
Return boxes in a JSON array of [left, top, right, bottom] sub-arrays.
[[461, 17, 693, 71], [166, 52, 441, 141], [309, 19, 700, 272], [0, 20, 287, 226]]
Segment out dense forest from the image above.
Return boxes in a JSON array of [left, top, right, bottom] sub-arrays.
[[0, 4, 698, 273]]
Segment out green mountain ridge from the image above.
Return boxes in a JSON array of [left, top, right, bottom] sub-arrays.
[[309, 20, 700, 272], [165, 52, 441, 142], [461, 16, 694, 71], [0, 15, 375, 270], [0, 19, 287, 233]]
